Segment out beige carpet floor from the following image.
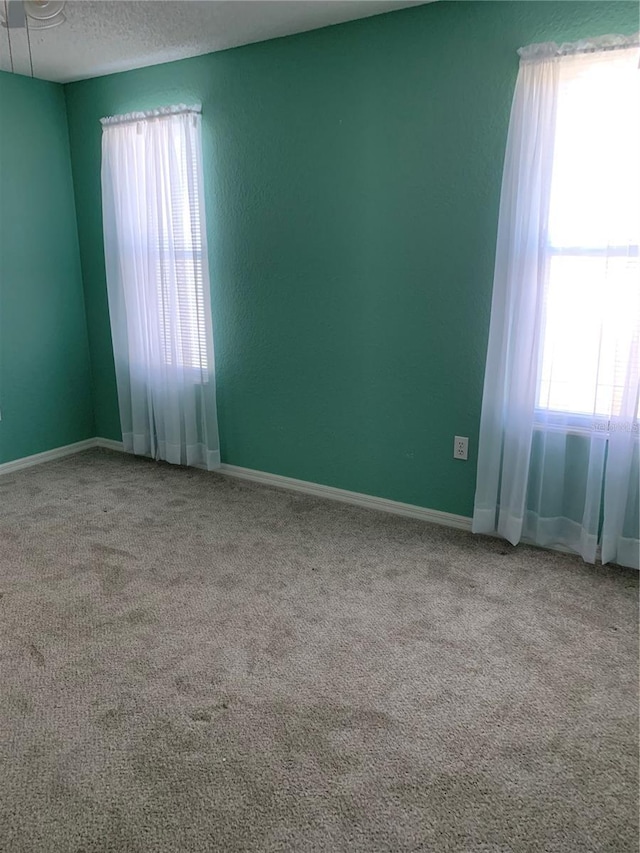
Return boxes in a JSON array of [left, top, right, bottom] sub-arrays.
[[0, 449, 637, 852]]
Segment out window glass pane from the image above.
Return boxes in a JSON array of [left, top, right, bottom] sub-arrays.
[[548, 50, 640, 250], [538, 254, 640, 417]]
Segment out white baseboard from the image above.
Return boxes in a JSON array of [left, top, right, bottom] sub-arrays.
[[218, 463, 472, 531], [0, 438, 97, 476], [94, 437, 126, 452], [3, 435, 472, 533], [4, 437, 609, 563]]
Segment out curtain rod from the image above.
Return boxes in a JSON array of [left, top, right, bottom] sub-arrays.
[[519, 32, 639, 62], [100, 104, 201, 128]]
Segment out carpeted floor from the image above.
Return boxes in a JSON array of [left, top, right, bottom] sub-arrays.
[[0, 449, 637, 852]]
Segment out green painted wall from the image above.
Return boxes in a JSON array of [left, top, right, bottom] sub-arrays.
[[64, 1, 637, 516], [0, 72, 94, 464]]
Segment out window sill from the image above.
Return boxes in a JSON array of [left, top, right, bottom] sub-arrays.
[[534, 411, 639, 440]]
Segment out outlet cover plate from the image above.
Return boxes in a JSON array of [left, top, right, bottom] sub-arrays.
[[454, 436, 468, 460]]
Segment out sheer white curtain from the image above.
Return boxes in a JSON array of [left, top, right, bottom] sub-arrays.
[[473, 35, 640, 569], [101, 105, 220, 470]]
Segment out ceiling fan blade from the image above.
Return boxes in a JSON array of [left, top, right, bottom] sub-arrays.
[[2, 1, 26, 29]]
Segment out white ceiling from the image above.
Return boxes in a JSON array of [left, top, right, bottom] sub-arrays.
[[0, 0, 429, 83]]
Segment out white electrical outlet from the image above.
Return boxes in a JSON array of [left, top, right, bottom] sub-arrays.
[[454, 436, 468, 460]]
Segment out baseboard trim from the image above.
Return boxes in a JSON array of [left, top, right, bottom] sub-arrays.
[[4, 436, 472, 533], [218, 463, 472, 531], [3, 438, 613, 563], [94, 437, 126, 452], [0, 438, 97, 476]]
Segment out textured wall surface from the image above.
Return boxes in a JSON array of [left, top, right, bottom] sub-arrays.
[[0, 72, 94, 464], [64, 2, 637, 516]]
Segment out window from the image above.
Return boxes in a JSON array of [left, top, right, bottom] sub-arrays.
[[536, 48, 640, 420], [102, 107, 212, 378], [155, 129, 208, 371]]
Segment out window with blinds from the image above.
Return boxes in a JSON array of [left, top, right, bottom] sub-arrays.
[[154, 126, 208, 372], [536, 48, 640, 421]]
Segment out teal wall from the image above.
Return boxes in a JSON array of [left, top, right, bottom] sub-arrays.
[[0, 72, 94, 464], [64, 1, 636, 516]]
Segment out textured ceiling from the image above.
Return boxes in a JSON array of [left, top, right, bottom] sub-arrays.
[[0, 0, 430, 83]]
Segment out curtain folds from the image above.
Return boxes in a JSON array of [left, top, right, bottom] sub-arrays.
[[101, 107, 220, 471], [473, 37, 640, 569]]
